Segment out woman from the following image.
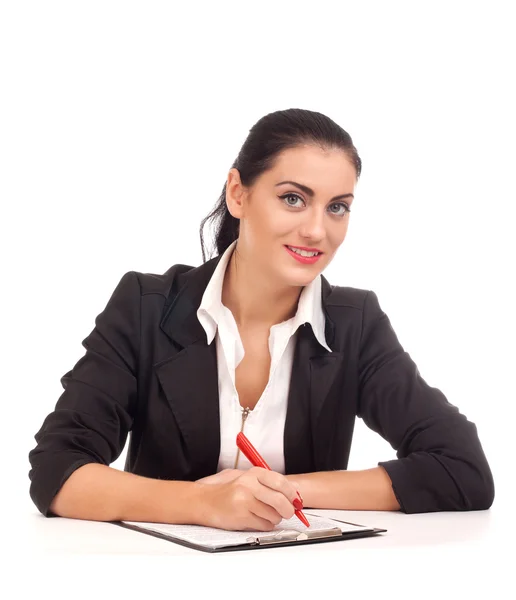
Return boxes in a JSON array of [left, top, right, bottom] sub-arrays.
[[28, 108, 495, 531]]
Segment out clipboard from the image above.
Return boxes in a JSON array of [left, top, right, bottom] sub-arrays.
[[113, 513, 387, 553]]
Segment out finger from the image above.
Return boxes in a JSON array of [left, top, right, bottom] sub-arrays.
[[236, 470, 295, 520], [247, 497, 284, 528], [251, 483, 296, 520], [240, 511, 277, 532], [250, 468, 301, 508]]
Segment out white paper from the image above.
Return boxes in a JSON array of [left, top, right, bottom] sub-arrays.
[[121, 513, 372, 549]]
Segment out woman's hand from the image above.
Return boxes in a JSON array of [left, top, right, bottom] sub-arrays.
[[196, 466, 302, 531], [196, 469, 242, 485]]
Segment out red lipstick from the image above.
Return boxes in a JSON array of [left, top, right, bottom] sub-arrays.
[[287, 245, 322, 252], [284, 245, 323, 265]]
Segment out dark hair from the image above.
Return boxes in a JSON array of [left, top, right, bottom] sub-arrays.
[[199, 108, 362, 263]]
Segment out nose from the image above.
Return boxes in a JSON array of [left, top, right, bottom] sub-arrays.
[[299, 208, 326, 242]]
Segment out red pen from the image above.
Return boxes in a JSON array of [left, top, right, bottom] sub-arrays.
[[236, 431, 310, 528]]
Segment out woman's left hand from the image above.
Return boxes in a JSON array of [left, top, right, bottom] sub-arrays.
[[197, 469, 242, 485]]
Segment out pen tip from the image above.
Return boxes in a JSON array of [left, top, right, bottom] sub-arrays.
[[296, 510, 310, 528]]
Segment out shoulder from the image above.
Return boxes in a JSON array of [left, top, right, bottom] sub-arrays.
[[102, 264, 197, 318], [94, 261, 192, 301], [130, 263, 196, 298], [103, 255, 223, 324], [321, 275, 382, 317], [321, 277, 389, 349]]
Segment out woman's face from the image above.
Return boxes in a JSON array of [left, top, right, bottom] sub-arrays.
[[226, 144, 357, 288]]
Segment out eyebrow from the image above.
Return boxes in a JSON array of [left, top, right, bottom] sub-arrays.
[[275, 180, 354, 202]]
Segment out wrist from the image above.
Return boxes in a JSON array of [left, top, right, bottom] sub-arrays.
[[158, 479, 208, 525], [191, 481, 216, 527]]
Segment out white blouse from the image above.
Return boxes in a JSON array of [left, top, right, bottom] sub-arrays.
[[196, 240, 332, 474]]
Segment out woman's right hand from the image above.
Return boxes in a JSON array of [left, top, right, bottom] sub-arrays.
[[196, 466, 302, 531]]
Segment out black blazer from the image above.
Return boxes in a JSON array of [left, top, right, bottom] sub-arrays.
[[28, 254, 495, 517]]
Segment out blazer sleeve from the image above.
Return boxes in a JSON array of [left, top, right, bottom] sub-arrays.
[[357, 290, 495, 513], [28, 271, 141, 517]]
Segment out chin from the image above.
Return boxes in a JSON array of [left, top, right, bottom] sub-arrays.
[[264, 247, 325, 286], [284, 268, 322, 288]]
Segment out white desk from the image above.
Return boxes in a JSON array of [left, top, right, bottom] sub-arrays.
[[10, 503, 511, 600], [23, 507, 500, 553]]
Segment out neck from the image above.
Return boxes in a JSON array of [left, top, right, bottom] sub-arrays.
[[221, 245, 303, 329]]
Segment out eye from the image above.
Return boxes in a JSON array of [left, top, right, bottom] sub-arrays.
[[280, 194, 351, 217], [329, 202, 351, 216], [280, 193, 304, 208]]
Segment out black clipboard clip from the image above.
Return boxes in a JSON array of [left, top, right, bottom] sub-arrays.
[[246, 527, 343, 546]]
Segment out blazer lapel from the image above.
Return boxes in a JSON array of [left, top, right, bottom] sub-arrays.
[[285, 275, 345, 473], [154, 255, 224, 479], [283, 324, 316, 474]]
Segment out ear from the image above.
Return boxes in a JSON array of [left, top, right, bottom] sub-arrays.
[[225, 168, 247, 219]]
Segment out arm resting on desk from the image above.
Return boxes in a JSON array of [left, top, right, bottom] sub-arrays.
[[49, 463, 203, 523], [286, 466, 400, 511], [354, 290, 495, 513]]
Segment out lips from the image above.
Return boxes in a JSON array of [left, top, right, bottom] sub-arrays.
[[286, 245, 323, 254], [284, 245, 323, 264]]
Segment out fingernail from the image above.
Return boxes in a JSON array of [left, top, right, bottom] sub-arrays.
[[297, 491, 304, 504], [293, 498, 303, 511]]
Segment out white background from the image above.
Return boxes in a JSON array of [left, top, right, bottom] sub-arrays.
[[1, 0, 514, 595]]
